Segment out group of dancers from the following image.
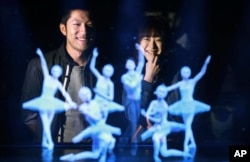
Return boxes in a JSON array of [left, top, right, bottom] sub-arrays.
[[140, 54, 211, 161], [22, 44, 211, 162]]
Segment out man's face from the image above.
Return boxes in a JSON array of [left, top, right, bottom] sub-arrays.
[[139, 36, 163, 61], [60, 10, 95, 53]]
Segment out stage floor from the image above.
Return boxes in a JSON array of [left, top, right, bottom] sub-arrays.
[[0, 141, 231, 162]]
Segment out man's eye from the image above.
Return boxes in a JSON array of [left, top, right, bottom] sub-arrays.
[[86, 23, 93, 27], [73, 23, 80, 26]]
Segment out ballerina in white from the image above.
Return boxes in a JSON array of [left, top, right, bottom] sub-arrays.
[[60, 86, 121, 162], [141, 84, 190, 162], [167, 55, 211, 153], [90, 47, 124, 118], [90, 47, 124, 154], [120, 43, 145, 155], [22, 48, 77, 150]]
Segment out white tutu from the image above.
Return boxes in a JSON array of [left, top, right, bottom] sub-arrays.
[[168, 100, 210, 116], [23, 95, 67, 112]]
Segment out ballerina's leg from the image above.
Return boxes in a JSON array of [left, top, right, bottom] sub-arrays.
[[108, 135, 116, 154], [107, 101, 125, 112], [40, 112, 54, 149], [141, 126, 156, 141], [101, 124, 121, 136], [152, 133, 163, 162], [47, 111, 55, 149], [183, 114, 194, 152], [72, 126, 98, 143], [60, 150, 101, 161], [161, 135, 192, 158], [158, 131, 192, 158], [75, 136, 108, 161]]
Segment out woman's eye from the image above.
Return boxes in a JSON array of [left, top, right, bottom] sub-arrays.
[[142, 37, 150, 41], [154, 37, 162, 41]]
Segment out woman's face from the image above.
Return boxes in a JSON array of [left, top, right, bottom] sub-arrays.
[[139, 36, 163, 61]]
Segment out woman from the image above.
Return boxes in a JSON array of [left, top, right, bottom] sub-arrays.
[[129, 16, 180, 143], [138, 16, 171, 109]]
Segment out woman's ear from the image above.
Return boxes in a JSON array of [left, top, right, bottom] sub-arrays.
[[59, 23, 66, 36]]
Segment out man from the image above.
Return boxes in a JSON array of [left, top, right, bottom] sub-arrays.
[[21, 7, 96, 143]]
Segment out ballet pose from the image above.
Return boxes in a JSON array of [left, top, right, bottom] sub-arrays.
[[90, 47, 124, 118], [120, 43, 145, 155], [167, 55, 211, 153], [141, 84, 190, 162], [90, 47, 124, 153], [60, 86, 121, 162], [22, 48, 77, 149]]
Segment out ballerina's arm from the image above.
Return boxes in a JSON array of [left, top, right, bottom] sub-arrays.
[[58, 83, 77, 108], [36, 48, 49, 77], [90, 48, 102, 78], [193, 55, 211, 82]]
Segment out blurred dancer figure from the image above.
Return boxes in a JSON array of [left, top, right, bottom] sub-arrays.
[[167, 55, 211, 152], [60, 86, 121, 162], [120, 43, 145, 155], [141, 84, 191, 162], [23, 48, 77, 149]]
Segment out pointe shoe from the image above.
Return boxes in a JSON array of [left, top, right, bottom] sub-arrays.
[[42, 141, 50, 149], [72, 136, 82, 143], [153, 156, 162, 162], [184, 152, 193, 158], [130, 144, 138, 156], [60, 153, 75, 161], [47, 142, 54, 150]]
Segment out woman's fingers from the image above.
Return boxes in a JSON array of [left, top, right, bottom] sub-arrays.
[[152, 55, 158, 65]]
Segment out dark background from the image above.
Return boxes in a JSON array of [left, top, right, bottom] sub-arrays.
[[0, 0, 250, 145]]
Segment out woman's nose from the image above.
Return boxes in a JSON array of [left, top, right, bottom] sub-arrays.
[[148, 39, 157, 48]]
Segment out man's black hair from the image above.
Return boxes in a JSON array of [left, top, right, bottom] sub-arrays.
[[60, 0, 94, 25]]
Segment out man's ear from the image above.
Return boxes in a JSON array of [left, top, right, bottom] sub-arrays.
[[59, 23, 66, 36]]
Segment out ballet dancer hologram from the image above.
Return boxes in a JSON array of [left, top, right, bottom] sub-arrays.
[[140, 84, 191, 162], [120, 43, 145, 155], [60, 86, 121, 162], [166, 55, 211, 153], [22, 48, 77, 149]]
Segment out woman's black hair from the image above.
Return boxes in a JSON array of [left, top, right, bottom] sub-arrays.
[[137, 16, 170, 56], [137, 16, 169, 43]]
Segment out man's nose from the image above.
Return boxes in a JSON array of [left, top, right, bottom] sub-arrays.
[[80, 24, 87, 34]]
